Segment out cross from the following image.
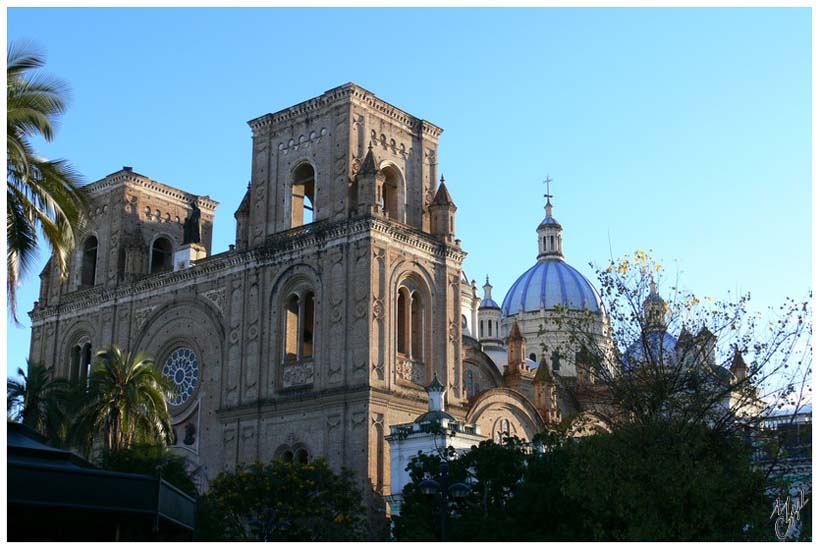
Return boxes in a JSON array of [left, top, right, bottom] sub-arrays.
[[543, 174, 553, 203]]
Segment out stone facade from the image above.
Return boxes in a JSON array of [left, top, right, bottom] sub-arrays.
[[29, 85, 549, 515]]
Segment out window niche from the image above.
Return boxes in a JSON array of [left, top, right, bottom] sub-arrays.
[[150, 237, 173, 274], [395, 277, 430, 385], [280, 285, 317, 389], [291, 163, 315, 228], [80, 236, 98, 288]]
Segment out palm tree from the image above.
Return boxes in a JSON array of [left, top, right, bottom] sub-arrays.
[[7, 42, 87, 322], [73, 346, 174, 454], [7, 362, 71, 444]]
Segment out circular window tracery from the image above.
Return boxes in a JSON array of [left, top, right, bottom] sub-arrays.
[[162, 347, 199, 406]]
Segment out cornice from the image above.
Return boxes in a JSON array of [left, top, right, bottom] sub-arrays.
[[247, 82, 444, 141], [29, 215, 465, 323], [84, 170, 219, 212]]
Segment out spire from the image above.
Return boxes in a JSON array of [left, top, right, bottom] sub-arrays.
[[426, 373, 445, 411], [508, 319, 522, 340], [536, 175, 563, 260], [432, 175, 456, 207], [358, 144, 378, 176], [534, 354, 555, 385], [643, 276, 667, 331], [544, 174, 554, 218], [483, 275, 493, 300]]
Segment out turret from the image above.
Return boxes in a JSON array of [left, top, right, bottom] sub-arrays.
[[503, 320, 527, 387], [430, 176, 457, 244], [537, 177, 563, 260], [356, 145, 384, 216], [426, 372, 446, 411], [730, 347, 748, 382], [533, 355, 560, 423], [643, 278, 667, 331], [478, 275, 501, 344]]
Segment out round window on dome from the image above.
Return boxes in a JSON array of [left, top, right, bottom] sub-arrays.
[[162, 347, 200, 406]]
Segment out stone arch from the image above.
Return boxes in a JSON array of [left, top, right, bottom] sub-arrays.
[[388, 262, 435, 386], [148, 232, 176, 274], [59, 320, 96, 382], [466, 388, 546, 442], [288, 159, 318, 228], [378, 161, 406, 222], [269, 264, 323, 390], [133, 298, 225, 422]]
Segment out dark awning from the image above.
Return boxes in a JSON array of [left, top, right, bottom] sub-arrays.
[[7, 422, 196, 532]]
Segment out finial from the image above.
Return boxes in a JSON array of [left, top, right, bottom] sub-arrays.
[[368, 142, 373, 151], [649, 276, 657, 295], [440, 174, 445, 186], [543, 174, 553, 205], [486, 274, 490, 285]]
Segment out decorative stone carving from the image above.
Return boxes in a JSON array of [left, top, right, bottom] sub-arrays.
[[283, 362, 314, 388], [396, 357, 425, 385], [372, 298, 384, 320], [203, 287, 225, 313], [371, 362, 384, 380], [134, 306, 155, 332]]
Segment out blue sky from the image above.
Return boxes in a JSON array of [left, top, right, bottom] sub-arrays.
[[6, 7, 811, 374]]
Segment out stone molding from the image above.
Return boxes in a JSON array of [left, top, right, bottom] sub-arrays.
[[247, 83, 443, 141], [30, 215, 465, 323]]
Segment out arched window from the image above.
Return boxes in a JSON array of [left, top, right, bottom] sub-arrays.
[[291, 163, 315, 228], [397, 288, 409, 355], [284, 294, 300, 361], [295, 448, 309, 464], [81, 236, 98, 287], [480, 320, 484, 338], [380, 165, 402, 221], [396, 277, 430, 383], [495, 418, 512, 444], [487, 321, 492, 337], [282, 288, 316, 363], [466, 370, 477, 398], [411, 293, 423, 359], [529, 353, 537, 362], [69, 339, 93, 383], [150, 237, 173, 274], [302, 292, 314, 359]]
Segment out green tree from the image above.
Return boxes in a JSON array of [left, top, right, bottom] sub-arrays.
[[562, 418, 773, 541], [7, 42, 87, 321], [197, 458, 367, 541], [72, 346, 173, 455], [6, 362, 70, 445], [396, 423, 775, 542], [100, 443, 199, 497]]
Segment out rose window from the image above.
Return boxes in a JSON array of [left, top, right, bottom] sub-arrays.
[[162, 347, 199, 406]]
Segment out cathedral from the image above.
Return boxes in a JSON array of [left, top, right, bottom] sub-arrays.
[[27, 83, 744, 514]]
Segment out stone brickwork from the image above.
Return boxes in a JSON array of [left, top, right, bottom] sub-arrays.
[[29, 84, 513, 509]]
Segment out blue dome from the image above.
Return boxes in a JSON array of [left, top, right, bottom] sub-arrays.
[[623, 330, 678, 370], [480, 298, 500, 309], [539, 216, 560, 227], [500, 259, 603, 316]]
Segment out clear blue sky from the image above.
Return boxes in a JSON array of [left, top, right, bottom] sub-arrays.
[[7, 7, 811, 374]]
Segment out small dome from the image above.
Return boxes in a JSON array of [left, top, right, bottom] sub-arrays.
[[480, 297, 500, 309], [623, 330, 678, 370], [501, 258, 603, 316], [538, 215, 561, 227]]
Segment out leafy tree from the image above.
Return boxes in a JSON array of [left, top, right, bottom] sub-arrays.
[[72, 346, 174, 455], [100, 443, 199, 497], [562, 418, 773, 541], [196, 458, 367, 541], [7, 42, 87, 321], [6, 362, 70, 445], [396, 421, 776, 541]]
